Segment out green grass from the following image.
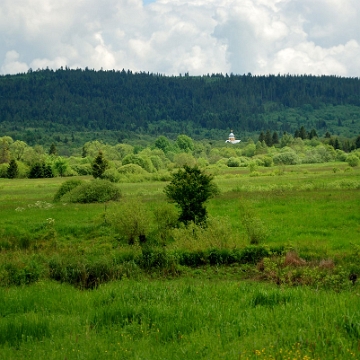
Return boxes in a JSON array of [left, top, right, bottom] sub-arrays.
[[0, 280, 359, 359], [0, 163, 359, 358]]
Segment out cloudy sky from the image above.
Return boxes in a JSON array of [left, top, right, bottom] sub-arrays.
[[1, 0, 359, 77]]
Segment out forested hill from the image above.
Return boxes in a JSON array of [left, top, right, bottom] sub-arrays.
[[1, 68, 360, 142]]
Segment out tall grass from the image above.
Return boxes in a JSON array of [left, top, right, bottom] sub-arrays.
[[0, 280, 359, 359], [0, 164, 359, 358]]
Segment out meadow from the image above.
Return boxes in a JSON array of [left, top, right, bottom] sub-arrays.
[[0, 163, 359, 359]]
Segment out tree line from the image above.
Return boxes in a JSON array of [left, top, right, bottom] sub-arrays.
[[1, 130, 360, 180], [0, 68, 360, 144]]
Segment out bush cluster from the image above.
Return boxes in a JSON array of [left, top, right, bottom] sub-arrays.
[[53, 179, 121, 203]]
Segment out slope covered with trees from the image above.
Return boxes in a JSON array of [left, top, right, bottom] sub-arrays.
[[0, 68, 360, 147]]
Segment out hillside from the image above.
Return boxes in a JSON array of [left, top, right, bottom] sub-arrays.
[[0, 68, 360, 146]]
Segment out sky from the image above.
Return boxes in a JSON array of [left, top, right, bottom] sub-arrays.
[[1, 0, 360, 77]]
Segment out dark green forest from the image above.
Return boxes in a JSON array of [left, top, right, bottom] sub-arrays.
[[1, 68, 360, 147]]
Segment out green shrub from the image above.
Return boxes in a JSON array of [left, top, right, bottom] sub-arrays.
[[71, 164, 92, 175], [347, 154, 359, 167], [118, 163, 148, 175], [109, 199, 150, 245], [239, 246, 270, 264], [175, 247, 269, 267], [164, 165, 219, 225], [65, 179, 121, 203], [176, 250, 207, 267], [53, 178, 84, 202], [122, 154, 155, 172], [248, 161, 258, 173], [241, 206, 269, 244], [263, 156, 274, 167], [0, 259, 43, 286], [153, 203, 179, 244], [227, 157, 241, 167], [150, 155, 165, 170], [16, 162, 30, 178], [207, 248, 240, 265], [0, 163, 8, 178], [101, 168, 121, 183], [137, 247, 170, 270], [49, 256, 114, 289], [273, 150, 300, 165]]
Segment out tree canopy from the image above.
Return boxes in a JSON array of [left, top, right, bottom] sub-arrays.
[[164, 165, 219, 225], [0, 69, 359, 146]]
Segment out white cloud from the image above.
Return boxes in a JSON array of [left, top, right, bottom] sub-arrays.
[[1, 51, 28, 74], [0, 0, 359, 76]]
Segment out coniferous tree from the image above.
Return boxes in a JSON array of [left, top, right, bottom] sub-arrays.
[[343, 140, 351, 153], [308, 129, 318, 139], [355, 135, 360, 149], [43, 164, 54, 178], [82, 146, 88, 158], [299, 126, 308, 140], [272, 131, 279, 145], [49, 143, 57, 155], [28, 162, 53, 178], [29, 163, 44, 178], [92, 151, 108, 178], [258, 131, 265, 143], [333, 138, 341, 150], [264, 130, 272, 146], [7, 159, 18, 179]]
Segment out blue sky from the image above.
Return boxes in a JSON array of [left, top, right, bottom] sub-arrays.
[[1, 0, 360, 77]]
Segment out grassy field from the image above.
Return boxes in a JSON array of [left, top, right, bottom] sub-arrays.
[[0, 163, 359, 359], [1, 280, 360, 360]]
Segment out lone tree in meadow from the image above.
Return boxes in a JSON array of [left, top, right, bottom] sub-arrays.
[[92, 150, 108, 178], [164, 165, 219, 225]]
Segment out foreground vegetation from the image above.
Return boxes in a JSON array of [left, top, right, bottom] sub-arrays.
[[1, 280, 360, 360], [0, 163, 359, 358]]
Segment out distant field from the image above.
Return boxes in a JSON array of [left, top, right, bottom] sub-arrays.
[[1, 162, 359, 253], [0, 163, 360, 359]]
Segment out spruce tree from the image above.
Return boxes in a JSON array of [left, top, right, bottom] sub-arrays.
[[308, 129, 318, 139], [92, 151, 108, 178], [264, 130, 272, 146], [355, 135, 360, 149], [299, 126, 308, 139], [258, 131, 265, 143], [49, 143, 57, 155], [7, 159, 18, 179], [272, 131, 279, 145], [29, 163, 44, 178]]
